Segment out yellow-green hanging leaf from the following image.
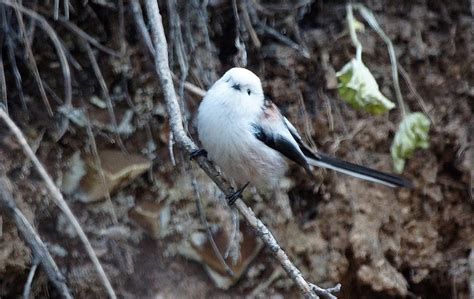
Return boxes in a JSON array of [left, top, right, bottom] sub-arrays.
[[352, 18, 365, 32], [391, 112, 431, 173], [336, 58, 395, 114]]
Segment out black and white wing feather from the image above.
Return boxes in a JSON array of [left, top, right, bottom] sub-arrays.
[[251, 98, 313, 176], [252, 98, 410, 188]]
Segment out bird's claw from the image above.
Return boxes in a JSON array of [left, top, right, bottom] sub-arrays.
[[190, 148, 208, 160], [226, 182, 250, 206]]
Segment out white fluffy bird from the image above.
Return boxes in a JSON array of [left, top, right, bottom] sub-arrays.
[[196, 68, 409, 203]]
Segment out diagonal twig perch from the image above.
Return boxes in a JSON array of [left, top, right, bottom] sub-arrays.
[[0, 174, 72, 299], [142, 1, 340, 298]]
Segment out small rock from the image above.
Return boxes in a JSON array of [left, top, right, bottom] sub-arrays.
[[128, 201, 168, 238], [62, 150, 151, 203]]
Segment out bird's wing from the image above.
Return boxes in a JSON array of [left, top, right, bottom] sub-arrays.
[[251, 98, 313, 175], [282, 116, 321, 161], [252, 99, 411, 187], [251, 98, 410, 187]]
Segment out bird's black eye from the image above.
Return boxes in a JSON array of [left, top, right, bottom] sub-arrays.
[[247, 89, 251, 95]]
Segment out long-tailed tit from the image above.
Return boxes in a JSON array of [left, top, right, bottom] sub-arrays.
[[196, 68, 410, 203]]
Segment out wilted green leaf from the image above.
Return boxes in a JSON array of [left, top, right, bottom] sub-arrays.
[[391, 112, 431, 173], [336, 58, 395, 114]]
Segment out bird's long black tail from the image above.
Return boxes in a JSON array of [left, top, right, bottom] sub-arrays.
[[307, 153, 411, 188]]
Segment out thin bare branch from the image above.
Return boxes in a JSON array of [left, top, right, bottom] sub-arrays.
[[3, 6, 28, 112], [310, 283, 341, 299], [0, 51, 7, 113], [84, 42, 127, 152], [130, 1, 155, 56], [64, 0, 69, 19], [59, 18, 120, 57], [5, 36, 28, 111], [398, 63, 435, 124], [13, 5, 53, 116], [1, 0, 72, 138], [142, 1, 340, 297], [192, 178, 235, 277], [188, 0, 217, 86], [61, 43, 83, 71], [232, 0, 248, 66], [168, 131, 176, 166], [0, 174, 72, 299], [130, 2, 206, 100], [241, 1, 261, 49], [170, 73, 206, 97], [81, 103, 119, 225], [167, 0, 189, 103], [0, 108, 117, 299], [250, 268, 283, 297], [118, 0, 126, 56], [54, 0, 59, 19], [23, 259, 39, 299], [257, 22, 310, 59]]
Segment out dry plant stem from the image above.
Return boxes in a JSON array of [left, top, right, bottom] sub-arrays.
[[355, 4, 408, 116], [346, 4, 362, 62], [250, 267, 283, 297], [64, 0, 69, 19], [0, 52, 7, 113], [310, 283, 341, 299], [241, 1, 261, 48], [171, 73, 206, 98], [0, 109, 117, 299], [166, 0, 190, 131], [192, 178, 235, 277], [23, 260, 39, 299], [143, 1, 339, 297], [166, 0, 188, 87], [130, 1, 155, 59], [0, 175, 72, 299], [54, 0, 69, 19], [59, 18, 119, 57], [257, 22, 310, 58], [54, 0, 59, 19], [13, 4, 53, 116], [398, 63, 434, 123], [84, 42, 127, 152], [1, 0, 72, 127], [5, 38, 27, 111], [118, 0, 125, 55], [3, 5, 28, 112], [2, 18, 28, 111], [192, 0, 217, 85], [82, 103, 119, 225], [232, 0, 248, 66]]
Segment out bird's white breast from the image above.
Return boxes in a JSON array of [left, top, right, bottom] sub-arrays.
[[197, 93, 288, 188]]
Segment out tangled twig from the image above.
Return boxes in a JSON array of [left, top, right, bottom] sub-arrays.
[[1, 0, 72, 139], [0, 108, 117, 299], [0, 174, 72, 299]]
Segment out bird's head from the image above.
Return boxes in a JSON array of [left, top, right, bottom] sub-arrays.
[[203, 67, 264, 118], [220, 67, 264, 99]]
